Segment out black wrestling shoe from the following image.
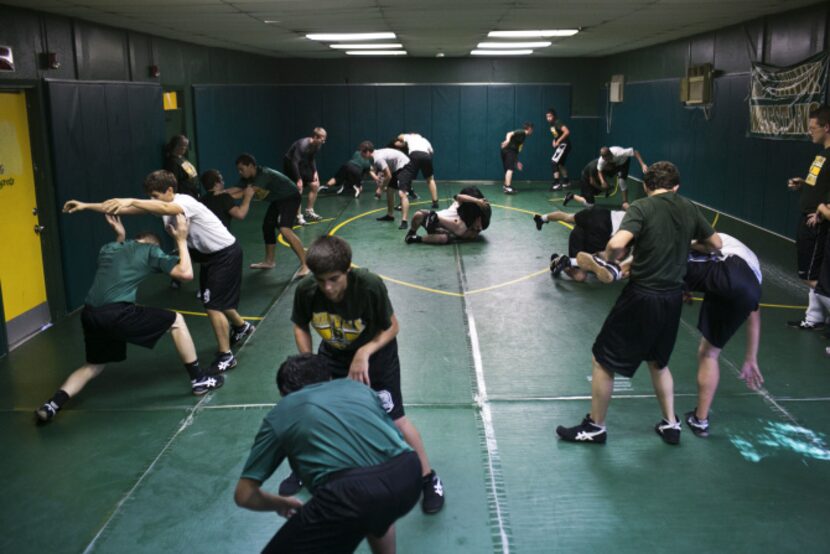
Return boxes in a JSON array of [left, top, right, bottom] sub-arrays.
[[398, 220, 408, 230], [563, 192, 574, 206], [685, 410, 710, 438], [207, 352, 237, 375], [421, 470, 445, 514], [424, 211, 440, 233], [35, 401, 60, 422], [376, 214, 395, 222], [655, 416, 682, 445], [503, 186, 516, 194], [576, 252, 621, 284], [556, 414, 607, 443], [191, 374, 224, 396], [534, 214, 545, 231], [230, 322, 255, 347], [431, 200, 439, 209], [787, 319, 825, 331], [551, 254, 571, 277], [405, 231, 421, 244]]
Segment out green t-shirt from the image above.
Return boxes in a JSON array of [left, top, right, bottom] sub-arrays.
[[238, 166, 299, 202], [619, 192, 715, 290], [347, 151, 373, 172], [240, 379, 411, 492], [85, 240, 179, 307], [291, 269, 394, 358]]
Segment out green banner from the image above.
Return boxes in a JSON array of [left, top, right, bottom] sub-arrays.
[[749, 51, 828, 139]]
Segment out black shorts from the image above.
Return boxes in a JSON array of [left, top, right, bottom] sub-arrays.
[[386, 166, 412, 194], [552, 142, 571, 167], [578, 179, 597, 206], [199, 241, 242, 311], [262, 451, 421, 554], [608, 157, 632, 180], [685, 256, 762, 348], [333, 163, 363, 188], [408, 150, 434, 179], [592, 283, 683, 377], [81, 303, 176, 364], [319, 339, 404, 420], [569, 208, 612, 257], [282, 157, 315, 185], [796, 216, 828, 281], [501, 148, 519, 172], [264, 194, 301, 234], [818, 227, 830, 296]]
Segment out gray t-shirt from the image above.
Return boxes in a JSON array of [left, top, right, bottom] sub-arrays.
[[373, 148, 410, 173]]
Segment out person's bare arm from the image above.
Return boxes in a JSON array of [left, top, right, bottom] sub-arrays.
[[101, 198, 184, 216], [740, 309, 763, 390], [602, 230, 635, 262], [455, 194, 488, 208], [554, 125, 570, 146], [702, 231, 723, 251], [598, 171, 609, 189], [293, 323, 313, 353], [817, 203, 830, 220], [234, 478, 303, 517], [229, 186, 255, 220], [349, 315, 400, 386], [63, 199, 144, 215], [223, 187, 246, 199], [500, 132, 513, 150], [633, 150, 648, 173], [105, 214, 126, 242], [166, 214, 194, 282]]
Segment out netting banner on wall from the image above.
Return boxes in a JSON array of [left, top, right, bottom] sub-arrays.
[[749, 51, 829, 140]]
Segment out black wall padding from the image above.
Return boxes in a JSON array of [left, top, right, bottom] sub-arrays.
[[193, 84, 596, 185], [47, 80, 165, 311]]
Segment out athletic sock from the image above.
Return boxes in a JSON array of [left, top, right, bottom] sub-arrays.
[[569, 257, 578, 266], [184, 361, 202, 380], [807, 288, 825, 324], [541, 215, 549, 222], [50, 389, 70, 409]]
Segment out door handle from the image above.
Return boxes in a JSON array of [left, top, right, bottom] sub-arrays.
[[34, 224, 45, 234]]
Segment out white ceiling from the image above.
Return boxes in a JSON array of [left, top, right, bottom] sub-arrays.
[[7, 0, 818, 58]]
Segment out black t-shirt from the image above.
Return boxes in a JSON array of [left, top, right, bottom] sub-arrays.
[[200, 191, 236, 229], [504, 129, 527, 152], [164, 155, 201, 198], [550, 121, 570, 145], [801, 147, 830, 213]]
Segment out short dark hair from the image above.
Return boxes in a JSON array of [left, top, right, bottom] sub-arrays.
[[164, 134, 188, 156], [546, 108, 557, 118], [276, 353, 331, 395], [643, 161, 680, 191], [809, 104, 830, 127], [135, 231, 162, 245], [200, 169, 223, 190], [235, 153, 256, 167], [306, 235, 352, 274], [143, 170, 177, 195], [359, 140, 375, 153], [600, 146, 612, 157], [523, 122, 534, 130]]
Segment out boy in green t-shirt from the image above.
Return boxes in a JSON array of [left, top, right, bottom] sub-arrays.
[[35, 213, 222, 422], [235, 353, 421, 553], [288, 235, 445, 514], [323, 140, 378, 198], [557, 161, 721, 445]]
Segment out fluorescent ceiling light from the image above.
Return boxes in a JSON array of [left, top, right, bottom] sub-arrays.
[[306, 32, 396, 41], [263, 20, 280, 24], [346, 50, 408, 56], [488, 30, 579, 38], [477, 41, 552, 49], [470, 49, 533, 56], [330, 43, 403, 50]]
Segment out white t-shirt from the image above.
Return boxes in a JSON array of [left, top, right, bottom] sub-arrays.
[[597, 146, 635, 172], [610, 210, 625, 234], [373, 148, 410, 173], [402, 134, 433, 154], [164, 193, 236, 254], [718, 233, 762, 284]]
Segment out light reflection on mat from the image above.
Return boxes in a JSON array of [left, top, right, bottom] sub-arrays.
[[728, 421, 830, 462]]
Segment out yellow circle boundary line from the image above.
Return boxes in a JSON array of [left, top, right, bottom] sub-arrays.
[[171, 309, 263, 321], [688, 297, 806, 311], [332, 201, 555, 297], [277, 217, 336, 248]]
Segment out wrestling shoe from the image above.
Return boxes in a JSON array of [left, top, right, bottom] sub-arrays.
[[655, 416, 682, 445], [576, 252, 621, 284], [35, 401, 59, 422], [431, 200, 439, 209], [191, 374, 224, 396], [296, 214, 307, 226], [279, 472, 303, 496], [408, 190, 420, 200], [376, 214, 395, 222], [556, 414, 607, 444], [394, 204, 402, 211], [335, 185, 346, 195], [421, 470, 445, 514], [563, 192, 575, 206], [685, 410, 710, 438], [207, 352, 237, 375], [354, 186, 362, 198], [398, 220, 408, 230], [551, 254, 571, 277], [503, 186, 516, 194], [230, 322, 255, 347], [534, 214, 545, 231], [304, 209, 323, 222], [424, 211, 440, 233], [404, 231, 421, 244], [786, 319, 825, 331], [551, 181, 563, 191]]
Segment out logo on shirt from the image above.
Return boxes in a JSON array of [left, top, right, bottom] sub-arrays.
[[311, 312, 366, 349], [377, 390, 394, 413], [181, 160, 198, 179], [806, 155, 826, 186]]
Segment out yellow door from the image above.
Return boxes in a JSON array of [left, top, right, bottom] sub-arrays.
[[0, 91, 48, 342]]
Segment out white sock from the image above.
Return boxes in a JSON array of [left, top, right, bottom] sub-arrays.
[[806, 288, 825, 324], [541, 215, 549, 222], [570, 257, 578, 266]]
